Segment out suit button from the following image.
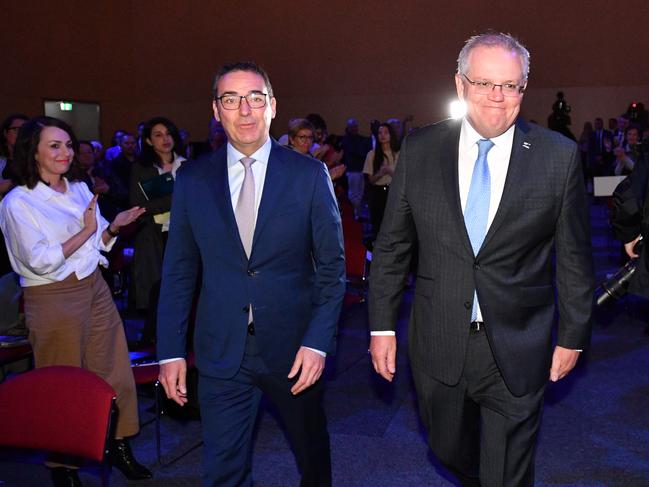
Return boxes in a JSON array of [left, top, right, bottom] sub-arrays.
[[242, 305, 250, 313], [473, 262, 480, 270], [247, 269, 256, 277], [464, 301, 472, 309]]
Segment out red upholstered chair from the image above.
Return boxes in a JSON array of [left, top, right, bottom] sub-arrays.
[[0, 365, 116, 485], [342, 217, 369, 305]]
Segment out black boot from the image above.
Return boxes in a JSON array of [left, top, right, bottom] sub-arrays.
[[50, 467, 82, 487], [111, 438, 153, 480]]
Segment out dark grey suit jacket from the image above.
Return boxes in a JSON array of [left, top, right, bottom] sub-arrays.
[[368, 118, 594, 397]]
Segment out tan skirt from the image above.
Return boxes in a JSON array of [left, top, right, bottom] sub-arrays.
[[23, 268, 139, 438]]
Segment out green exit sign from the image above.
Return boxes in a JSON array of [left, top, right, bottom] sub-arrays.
[[59, 102, 73, 111]]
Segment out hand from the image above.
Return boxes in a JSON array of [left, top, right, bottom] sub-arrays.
[[159, 359, 188, 406], [625, 235, 642, 259], [287, 346, 325, 395], [549, 345, 579, 382], [312, 144, 329, 160], [369, 335, 397, 382], [112, 206, 146, 229], [328, 164, 346, 181], [83, 194, 99, 234]]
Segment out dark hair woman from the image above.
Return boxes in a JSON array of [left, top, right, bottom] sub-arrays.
[[129, 117, 186, 341], [0, 116, 152, 485], [362, 122, 400, 237]]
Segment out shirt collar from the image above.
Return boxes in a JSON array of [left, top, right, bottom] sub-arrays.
[[227, 137, 272, 168], [460, 118, 516, 153], [31, 178, 70, 201]]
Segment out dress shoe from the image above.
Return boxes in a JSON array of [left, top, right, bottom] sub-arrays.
[[111, 438, 153, 480], [50, 467, 82, 487]]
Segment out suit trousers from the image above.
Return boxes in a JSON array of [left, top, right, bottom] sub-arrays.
[[198, 333, 331, 487], [22, 269, 139, 439], [411, 327, 545, 487]]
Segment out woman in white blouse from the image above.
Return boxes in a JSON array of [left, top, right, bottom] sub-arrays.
[[0, 117, 152, 485]]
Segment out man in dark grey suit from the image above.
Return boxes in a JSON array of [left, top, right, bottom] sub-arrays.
[[368, 32, 593, 487]]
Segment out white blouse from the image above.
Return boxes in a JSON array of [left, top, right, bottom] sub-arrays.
[[0, 179, 115, 287]]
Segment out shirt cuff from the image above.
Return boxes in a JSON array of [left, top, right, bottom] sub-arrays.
[[159, 357, 184, 365], [371, 331, 396, 336], [303, 346, 326, 357]]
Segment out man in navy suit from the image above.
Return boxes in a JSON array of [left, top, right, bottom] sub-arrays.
[[157, 62, 345, 487], [369, 33, 593, 486]]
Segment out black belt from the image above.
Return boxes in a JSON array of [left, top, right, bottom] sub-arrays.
[[470, 321, 483, 332], [247, 322, 255, 335]]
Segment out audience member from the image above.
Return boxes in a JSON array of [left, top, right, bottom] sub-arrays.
[[130, 116, 186, 340], [363, 122, 399, 237], [0, 114, 29, 197], [613, 115, 630, 147], [104, 129, 126, 161], [208, 118, 227, 152], [287, 118, 316, 155], [342, 118, 371, 219], [90, 139, 104, 165], [614, 125, 643, 175], [0, 116, 151, 485]]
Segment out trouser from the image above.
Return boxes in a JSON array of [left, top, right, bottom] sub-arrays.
[[198, 333, 331, 487], [23, 269, 139, 439], [411, 327, 545, 487], [368, 184, 389, 236]]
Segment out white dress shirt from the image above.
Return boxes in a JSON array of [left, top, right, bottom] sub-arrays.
[[371, 119, 514, 336], [0, 179, 115, 287]]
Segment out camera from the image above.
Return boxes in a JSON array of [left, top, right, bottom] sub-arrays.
[[596, 240, 643, 306]]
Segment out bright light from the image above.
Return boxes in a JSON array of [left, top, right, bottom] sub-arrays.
[[59, 102, 73, 111], [449, 100, 466, 119]]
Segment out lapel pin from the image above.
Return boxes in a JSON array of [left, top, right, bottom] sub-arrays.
[[522, 141, 531, 149]]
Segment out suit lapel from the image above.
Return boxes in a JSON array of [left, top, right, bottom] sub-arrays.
[[250, 141, 286, 256], [439, 121, 475, 257], [480, 118, 533, 252], [207, 149, 249, 260]]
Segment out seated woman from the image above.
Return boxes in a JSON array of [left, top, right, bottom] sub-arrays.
[[363, 122, 400, 237], [130, 117, 186, 341], [0, 116, 152, 486]]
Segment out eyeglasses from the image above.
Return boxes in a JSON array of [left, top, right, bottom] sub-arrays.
[[216, 92, 268, 110], [7, 126, 22, 132], [462, 74, 525, 97], [295, 135, 314, 142]]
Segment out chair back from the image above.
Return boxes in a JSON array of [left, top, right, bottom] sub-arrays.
[[0, 365, 116, 462]]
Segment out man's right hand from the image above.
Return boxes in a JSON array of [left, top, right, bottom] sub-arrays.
[[624, 235, 642, 259], [369, 335, 397, 382], [159, 359, 188, 406]]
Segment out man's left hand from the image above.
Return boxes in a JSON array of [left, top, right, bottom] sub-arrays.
[[288, 346, 325, 395], [549, 345, 580, 382]]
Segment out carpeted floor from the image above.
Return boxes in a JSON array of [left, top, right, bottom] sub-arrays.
[[1, 201, 648, 486]]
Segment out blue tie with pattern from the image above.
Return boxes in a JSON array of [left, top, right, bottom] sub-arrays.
[[464, 138, 495, 321]]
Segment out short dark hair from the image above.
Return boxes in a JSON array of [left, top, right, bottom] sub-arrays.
[[0, 113, 29, 158], [12, 116, 81, 189], [212, 61, 274, 99], [138, 116, 183, 168]]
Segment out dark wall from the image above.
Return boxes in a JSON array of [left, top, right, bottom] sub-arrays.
[[2, 0, 648, 142]]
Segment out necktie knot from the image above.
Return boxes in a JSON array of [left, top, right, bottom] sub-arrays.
[[240, 157, 255, 169], [477, 138, 494, 157]]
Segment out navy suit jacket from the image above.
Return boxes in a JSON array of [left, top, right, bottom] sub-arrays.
[[369, 118, 594, 396], [157, 141, 346, 379]]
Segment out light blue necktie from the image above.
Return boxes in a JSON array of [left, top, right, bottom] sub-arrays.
[[464, 139, 494, 321]]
